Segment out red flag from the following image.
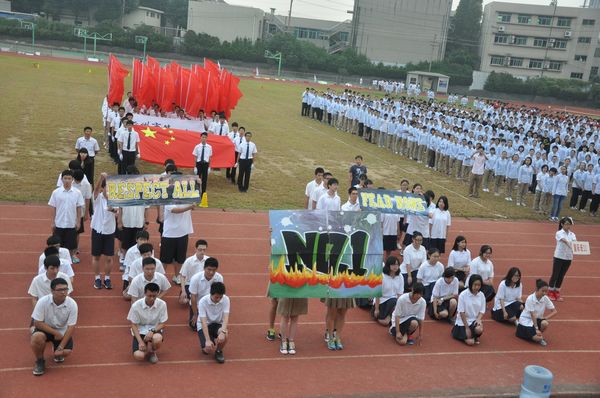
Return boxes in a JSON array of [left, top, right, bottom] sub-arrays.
[[138, 63, 157, 109], [225, 74, 243, 119], [136, 125, 235, 168], [108, 54, 129, 105], [146, 55, 160, 76], [132, 59, 142, 103], [156, 66, 176, 112]]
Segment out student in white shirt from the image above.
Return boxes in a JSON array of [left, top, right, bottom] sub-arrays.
[[197, 282, 229, 364], [429, 196, 451, 254], [401, 231, 427, 292], [452, 274, 486, 346], [305, 167, 324, 209], [189, 257, 224, 330], [491, 267, 524, 325], [237, 131, 257, 192], [389, 283, 426, 346], [127, 258, 171, 302], [90, 173, 117, 290], [533, 165, 549, 212], [39, 235, 72, 269], [122, 230, 149, 296], [117, 120, 140, 174], [429, 267, 459, 322], [373, 256, 404, 326], [316, 178, 341, 211], [38, 246, 74, 283], [30, 278, 78, 376], [127, 282, 168, 363], [179, 239, 209, 304], [381, 210, 401, 259], [341, 186, 361, 211], [548, 217, 576, 302], [550, 166, 569, 221], [416, 247, 445, 303], [516, 279, 557, 346], [75, 126, 100, 185], [311, 173, 331, 209], [468, 245, 495, 302], [127, 243, 166, 282], [447, 235, 471, 289], [192, 132, 212, 195]]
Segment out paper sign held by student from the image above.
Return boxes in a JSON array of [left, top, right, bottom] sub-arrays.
[[357, 188, 429, 216], [572, 241, 590, 256], [106, 174, 201, 207], [268, 210, 383, 298]]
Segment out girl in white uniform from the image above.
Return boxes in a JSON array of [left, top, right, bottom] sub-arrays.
[[429, 196, 451, 253], [452, 274, 486, 346], [416, 247, 444, 303], [548, 217, 576, 301], [401, 231, 427, 292], [516, 279, 557, 346], [491, 267, 523, 325], [429, 267, 459, 322], [373, 256, 404, 326], [468, 245, 495, 302], [447, 235, 471, 289]]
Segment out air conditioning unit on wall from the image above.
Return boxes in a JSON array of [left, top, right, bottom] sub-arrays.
[[498, 26, 506, 32], [564, 31, 572, 37]]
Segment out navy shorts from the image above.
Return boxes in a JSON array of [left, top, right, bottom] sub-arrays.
[[91, 230, 115, 257], [132, 330, 163, 352], [160, 235, 188, 264], [197, 323, 222, 348], [53, 227, 77, 251], [34, 329, 74, 351]]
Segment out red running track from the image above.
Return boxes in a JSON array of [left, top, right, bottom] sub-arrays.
[[0, 204, 599, 397]]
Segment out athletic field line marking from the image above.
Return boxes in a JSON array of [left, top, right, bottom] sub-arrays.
[[1, 349, 599, 374], [0, 219, 270, 228], [0, 251, 269, 257], [0, 233, 269, 241], [2, 319, 598, 333]]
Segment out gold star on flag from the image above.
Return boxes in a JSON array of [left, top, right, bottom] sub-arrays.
[[162, 127, 167, 130], [170, 136, 175, 141], [169, 130, 174, 134], [141, 127, 156, 138], [164, 140, 170, 145]]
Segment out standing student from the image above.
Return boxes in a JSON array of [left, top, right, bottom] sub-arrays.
[[491, 267, 524, 325], [48, 170, 85, 264], [382, 210, 401, 259], [305, 167, 324, 209], [226, 122, 240, 180], [90, 173, 117, 290], [349, 155, 367, 187], [30, 278, 78, 376], [72, 169, 92, 256], [192, 132, 212, 196], [341, 186, 361, 211], [493, 151, 509, 196], [230, 126, 246, 184], [468, 245, 495, 302], [550, 166, 569, 222], [277, 298, 308, 355], [482, 147, 497, 193], [505, 154, 520, 202], [548, 217, 576, 301], [324, 294, 355, 350], [117, 120, 140, 174], [540, 167, 557, 215], [578, 164, 594, 212], [517, 157, 534, 207], [76, 148, 95, 192], [452, 274, 485, 346], [591, 172, 600, 217], [416, 247, 444, 303], [116, 170, 148, 268], [75, 126, 100, 186], [160, 197, 195, 286], [430, 267, 459, 322], [197, 282, 229, 364], [316, 178, 341, 210], [429, 196, 451, 254], [468, 146, 487, 198], [570, 162, 587, 209], [390, 283, 426, 346], [516, 279, 557, 346], [401, 232, 427, 292], [127, 282, 168, 364], [533, 165, 548, 212], [373, 256, 404, 326], [237, 131, 257, 192]]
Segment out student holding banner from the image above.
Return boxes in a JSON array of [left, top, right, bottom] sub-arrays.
[[548, 217, 576, 301], [90, 173, 117, 290]]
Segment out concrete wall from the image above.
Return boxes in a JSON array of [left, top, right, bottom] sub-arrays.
[[123, 8, 162, 29], [188, 0, 264, 43]]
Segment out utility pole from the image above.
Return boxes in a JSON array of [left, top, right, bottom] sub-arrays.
[[541, 0, 558, 77], [287, 0, 293, 32], [429, 34, 437, 72]]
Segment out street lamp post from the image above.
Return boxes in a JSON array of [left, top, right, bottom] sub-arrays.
[[135, 35, 148, 61]]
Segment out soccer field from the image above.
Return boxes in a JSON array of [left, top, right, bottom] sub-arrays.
[[0, 53, 596, 222]]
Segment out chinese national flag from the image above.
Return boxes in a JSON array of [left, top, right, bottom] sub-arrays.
[[136, 125, 235, 168], [107, 54, 129, 105]]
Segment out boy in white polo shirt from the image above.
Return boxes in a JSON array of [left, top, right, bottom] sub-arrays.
[[127, 282, 168, 364], [30, 278, 78, 376], [189, 257, 223, 330], [180, 239, 209, 313], [197, 282, 229, 364], [127, 243, 166, 281], [305, 167, 324, 209], [122, 230, 149, 295], [316, 178, 341, 211], [128, 258, 171, 302], [37, 246, 74, 282]]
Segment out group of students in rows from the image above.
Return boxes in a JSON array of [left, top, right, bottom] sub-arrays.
[[300, 88, 600, 222]]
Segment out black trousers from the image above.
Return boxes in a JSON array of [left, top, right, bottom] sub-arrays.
[[579, 190, 592, 210], [569, 187, 582, 208], [591, 193, 600, 213], [237, 158, 253, 191], [327, 112, 332, 125], [358, 123, 364, 137], [121, 151, 136, 174], [196, 161, 209, 194], [549, 257, 572, 289], [301, 102, 309, 116], [226, 152, 239, 183]]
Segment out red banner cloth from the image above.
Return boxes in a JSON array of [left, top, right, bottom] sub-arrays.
[[136, 125, 235, 168], [107, 54, 129, 105]]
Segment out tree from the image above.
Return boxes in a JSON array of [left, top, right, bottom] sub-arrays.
[[445, 0, 482, 69]]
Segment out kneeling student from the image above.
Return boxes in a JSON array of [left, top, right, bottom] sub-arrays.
[[416, 247, 444, 303], [127, 258, 171, 302], [516, 279, 557, 346], [452, 274, 486, 346], [127, 282, 168, 364], [389, 283, 426, 346], [197, 282, 229, 364], [429, 267, 459, 322], [491, 267, 524, 326]]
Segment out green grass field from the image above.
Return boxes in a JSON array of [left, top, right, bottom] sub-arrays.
[[0, 53, 597, 223]]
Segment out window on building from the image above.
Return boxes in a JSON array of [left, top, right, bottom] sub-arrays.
[[553, 39, 567, 49], [582, 19, 596, 26], [547, 61, 562, 71], [494, 34, 509, 44], [591, 66, 599, 77], [595, 47, 600, 57], [575, 54, 588, 62], [497, 13, 511, 23], [509, 57, 524, 67], [339, 32, 349, 42], [556, 17, 571, 27], [529, 59, 543, 69], [537, 16, 552, 25], [578, 37, 592, 44], [269, 23, 277, 34], [518, 14, 532, 24], [570, 72, 583, 79], [533, 38, 548, 47], [309, 30, 317, 39], [146, 11, 149, 17], [490, 56, 505, 65], [514, 36, 527, 45]]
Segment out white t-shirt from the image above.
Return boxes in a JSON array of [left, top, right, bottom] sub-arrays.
[[518, 293, 555, 327], [75, 136, 100, 157], [341, 200, 361, 211], [73, 180, 92, 201], [455, 289, 486, 326], [162, 205, 194, 238], [429, 209, 451, 239], [31, 295, 78, 334], [431, 277, 459, 299], [38, 248, 72, 271], [180, 254, 210, 284], [468, 257, 494, 282], [197, 294, 230, 329], [493, 281, 523, 311], [380, 273, 404, 304], [400, 244, 427, 274], [553, 229, 576, 260], [189, 271, 224, 299], [123, 245, 142, 281], [91, 193, 116, 235], [447, 249, 471, 270], [382, 213, 401, 235], [37, 258, 74, 278], [127, 297, 168, 335], [120, 206, 147, 228], [310, 185, 327, 208], [48, 186, 85, 228], [416, 261, 444, 286], [391, 292, 426, 327]]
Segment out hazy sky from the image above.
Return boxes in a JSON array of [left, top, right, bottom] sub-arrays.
[[226, 0, 586, 21]]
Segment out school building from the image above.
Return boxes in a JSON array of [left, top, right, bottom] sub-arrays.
[[479, 1, 600, 81]]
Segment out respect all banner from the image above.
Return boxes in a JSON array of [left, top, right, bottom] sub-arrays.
[[358, 188, 429, 216], [106, 174, 201, 207], [268, 210, 383, 299]]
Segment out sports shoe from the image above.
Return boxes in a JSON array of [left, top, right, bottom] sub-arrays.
[[32, 359, 45, 376], [555, 291, 563, 301], [280, 341, 288, 355], [266, 328, 276, 341], [103, 279, 113, 290], [287, 341, 296, 355], [327, 338, 337, 350], [548, 290, 556, 301], [335, 338, 344, 350], [514, 319, 519, 327], [53, 355, 65, 363], [215, 350, 225, 363], [539, 339, 548, 346], [119, 264, 125, 272], [324, 330, 330, 342], [407, 337, 415, 345], [172, 275, 181, 285], [71, 255, 80, 264], [119, 253, 125, 264], [148, 352, 158, 364], [94, 278, 103, 289]]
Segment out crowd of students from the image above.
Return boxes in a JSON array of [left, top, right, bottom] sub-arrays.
[[300, 88, 600, 221]]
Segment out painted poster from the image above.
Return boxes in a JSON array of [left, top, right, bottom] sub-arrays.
[[106, 174, 201, 207], [358, 188, 429, 216], [268, 210, 383, 298]]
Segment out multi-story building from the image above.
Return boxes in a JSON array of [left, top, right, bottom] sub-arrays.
[[351, 0, 452, 66], [480, 1, 600, 81]]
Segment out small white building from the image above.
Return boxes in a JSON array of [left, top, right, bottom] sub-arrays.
[[122, 6, 163, 29], [406, 71, 450, 94]]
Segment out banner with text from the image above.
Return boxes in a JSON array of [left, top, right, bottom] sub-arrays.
[[268, 210, 383, 299], [358, 189, 429, 216], [133, 114, 206, 132], [106, 174, 201, 207]]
